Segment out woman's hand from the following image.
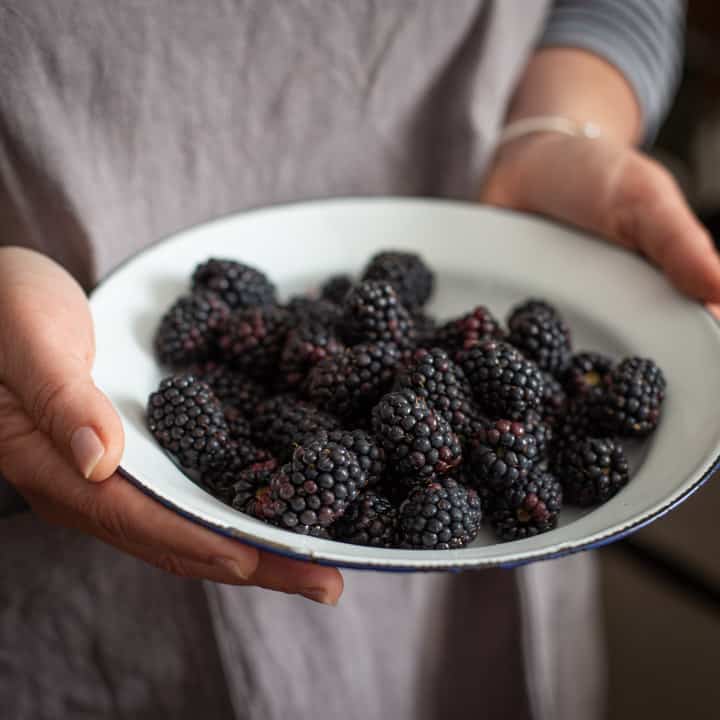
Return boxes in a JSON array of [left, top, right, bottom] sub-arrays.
[[0, 247, 342, 605], [481, 132, 720, 306]]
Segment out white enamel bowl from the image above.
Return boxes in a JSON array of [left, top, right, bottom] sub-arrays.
[[90, 198, 720, 570]]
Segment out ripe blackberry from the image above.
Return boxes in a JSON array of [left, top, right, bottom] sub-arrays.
[[550, 401, 593, 461], [147, 375, 230, 470], [510, 299, 560, 319], [556, 436, 630, 505], [371, 389, 462, 479], [313, 429, 386, 487], [485, 469, 563, 541], [218, 305, 291, 379], [202, 451, 275, 504], [251, 395, 341, 460], [561, 352, 615, 397], [332, 491, 398, 547], [189, 362, 266, 417], [306, 342, 401, 419], [397, 477, 482, 549], [342, 281, 415, 347], [468, 418, 539, 491], [362, 251, 434, 310], [507, 303, 571, 374], [258, 436, 367, 534], [523, 410, 553, 457], [286, 296, 342, 327], [540, 372, 567, 423], [191, 258, 276, 309], [320, 274, 354, 306], [278, 322, 344, 389], [588, 357, 666, 437], [394, 348, 477, 435], [154, 292, 229, 368], [231, 459, 280, 512], [459, 340, 545, 419], [433, 306, 503, 354]]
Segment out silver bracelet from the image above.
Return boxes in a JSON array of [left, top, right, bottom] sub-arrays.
[[497, 115, 602, 147]]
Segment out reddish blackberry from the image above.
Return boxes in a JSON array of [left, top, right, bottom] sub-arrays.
[[556, 436, 630, 505], [468, 419, 539, 491], [258, 436, 367, 534], [305, 342, 401, 420], [433, 306, 503, 354], [230, 459, 280, 512], [147, 375, 230, 471], [397, 477, 482, 549], [278, 322, 344, 389], [540, 372, 567, 423], [191, 258, 276, 310], [361, 251, 434, 310], [189, 362, 266, 417], [313, 429, 386, 487], [332, 491, 398, 547], [507, 303, 571, 374], [371, 389, 462, 479], [218, 305, 291, 379], [485, 469, 563, 541], [154, 292, 229, 368], [459, 340, 545, 419], [320, 274, 354, 306], [202, 451, 275, 504], [341, 281, 415, 347], [286, 296, 342, 327], [251, 395, 341, 460], [561, 352, 615, 397], [587, 357, 666, 437]]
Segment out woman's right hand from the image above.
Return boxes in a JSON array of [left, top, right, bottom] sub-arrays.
[[0, 247, 342, 605]]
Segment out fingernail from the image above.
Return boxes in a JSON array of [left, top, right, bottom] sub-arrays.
[[213, 557, 252, 582], [70, 426, 105, 480], [300, 588, 337, 606]]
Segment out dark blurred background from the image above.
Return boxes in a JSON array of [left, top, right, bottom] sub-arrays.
[[600, 4, 720, 718]]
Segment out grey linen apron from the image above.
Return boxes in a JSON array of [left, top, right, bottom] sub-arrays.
[[0, 2, 604, 718]]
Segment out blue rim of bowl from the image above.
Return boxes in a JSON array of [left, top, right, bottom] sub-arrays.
[[93, 197, 720, 572]]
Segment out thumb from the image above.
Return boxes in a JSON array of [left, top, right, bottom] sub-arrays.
[[0, 247, 124, 480]]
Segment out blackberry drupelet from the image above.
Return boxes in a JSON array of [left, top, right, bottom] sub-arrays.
[[396, 477, 482, 549], [278, 321, 344, 389], [306, 342, 401, 419], [561, 352, 614, 397], [218, 305, 291, 379], [191, 258, 276, 309], [251, 395, 341, 460], [361, 251, 434, 310], [147, 375, 230, 470], [587, 357, 666, 437], [230, 459, 280, 512], [485, 468, 563, 541], [341, 281, 415, 347], [433, 305, 503, 354], [371, 389, 462, 479], [188, 362, 266, 418], [556, 436, 629, 505], [320, 274, 354, 306], [154, 292, 229, 368], [507, 303, 572, 374], [458, 340, 545, 419], [332, 491, 398, 547], [313, 429, 386, 487], [468, 418, 539, 491], [286, 296, 342, 327]]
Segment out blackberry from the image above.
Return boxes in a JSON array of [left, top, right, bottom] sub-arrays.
[[147, 375, 230, 470], [433, 306, 503, 354], [231, 459, 280, 512], [362, 251, 434, 310], [258, 436, 367, 534], [507, 303, 571, 374], [468, 418, 539, 491], [189, 362, 266, 417], [523, 410, 553, 457], [286, 296, 342, 327], [562, 352, 615, 397], [394, 348, 477, 436], [332, 491, 398, 547], [510, 299, 560, 319], [320, 274, 354, 306], [397, 477, 482, 549], [587, 357, 666, 437], [412, 313, 437, 347], [313, 429, 386, 487], [278, 322, 344, 389], [154, 292, 229, 368], [191, 258, 276, 310], [485, 469, 563, 541], [218, 305, 291, 379], [225, 410, 252, 442], [341, 281, 415, 347], [306, 342, 401, 419], [459, 340, 545, 419], [550, 401, 593, 460], [371, 389, 462, 479], [540, 372, 567, 423], [251, 395, 341, 460], [202, 451, 275, 504], [556, 436, 630, 505]]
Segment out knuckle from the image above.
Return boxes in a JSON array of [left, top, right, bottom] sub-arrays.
[[84, 490, 133, 546]]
